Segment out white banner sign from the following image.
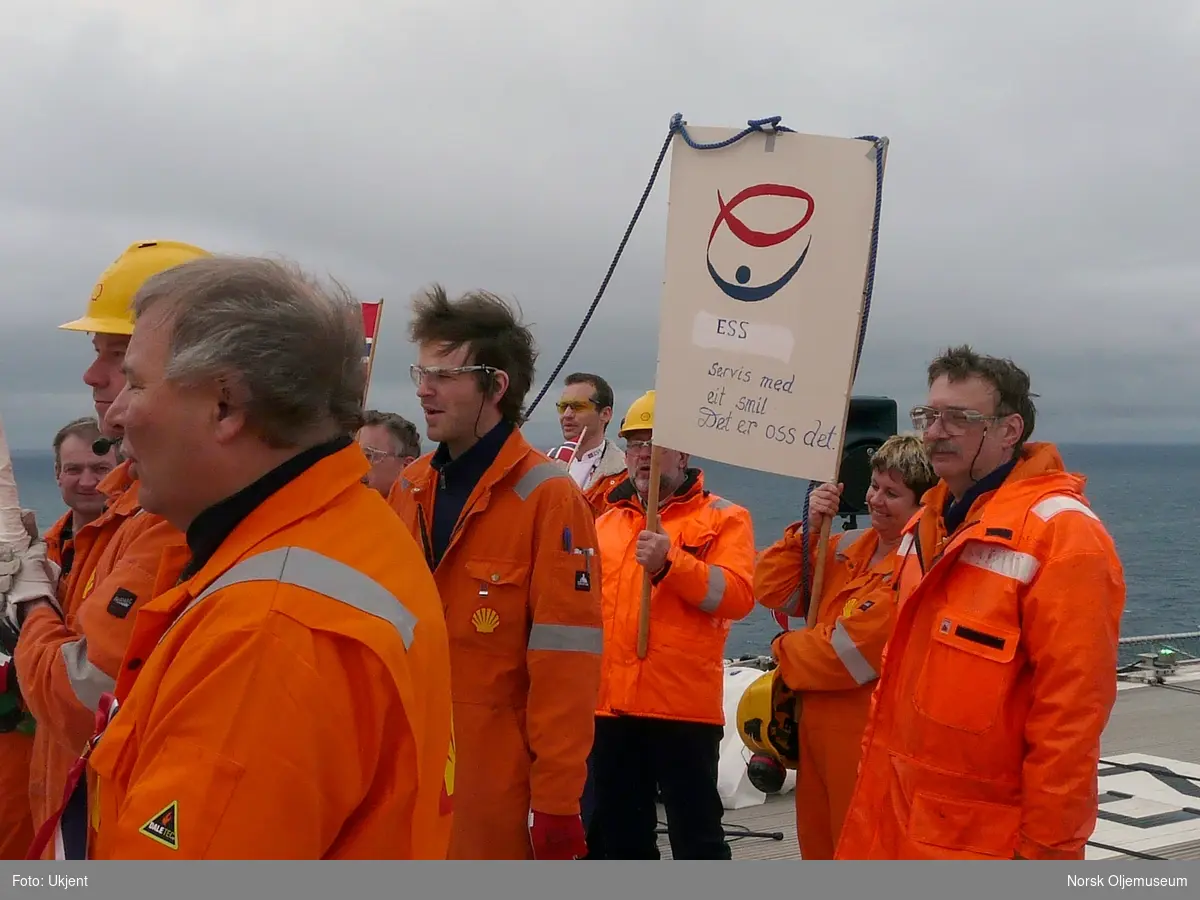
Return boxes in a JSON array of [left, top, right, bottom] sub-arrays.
[[650, 125, 884, 482]]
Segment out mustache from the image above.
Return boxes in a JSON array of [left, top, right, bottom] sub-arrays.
[[929, 440, 957, 455]]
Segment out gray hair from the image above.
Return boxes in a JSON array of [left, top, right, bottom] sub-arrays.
[[131, 256, 366, 448], [360, 409, 422, 458]]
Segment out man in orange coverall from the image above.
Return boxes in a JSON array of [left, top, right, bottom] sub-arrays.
[[388, 285, 603, 861], [755, 434, 937, 858], [836, 345, 1127, 860], [29, 256, 454, 859], [4, 240, 207, 853], [0, 417, 116, 859], [586, 389, 756, 859]]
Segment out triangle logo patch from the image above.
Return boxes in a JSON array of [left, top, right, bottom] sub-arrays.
[[139, 801, 179, 851]]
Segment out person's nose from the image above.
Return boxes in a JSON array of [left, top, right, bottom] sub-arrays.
[[107, 383, 131, 428], [83, 358, 106, 389]]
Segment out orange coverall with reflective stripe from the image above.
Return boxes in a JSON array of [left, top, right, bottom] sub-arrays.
[[755, 524, 898, 859], [388, 428, 604, 860], [15, 460, 187, 845], [835, 442, 1127, 860], [85, 444, 454, 859], [594, 471, 756, 725]]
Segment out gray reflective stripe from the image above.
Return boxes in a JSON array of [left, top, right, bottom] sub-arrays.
[[1032, 495, 1099, 522], [528, 623, 602, 654], [61, 638, 116, 712], [831, 620, 877, 685], [780, 587, 804, 615], [697, 566, 727, 613], [185, 546, 418, 649], [400, 477, 413, 491], [513, 462, 567, 501], [709, 496, 733, 510], [834, 528, 868, 560]]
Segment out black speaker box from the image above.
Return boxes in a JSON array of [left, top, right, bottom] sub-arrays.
[[837, 396, 899, 516]]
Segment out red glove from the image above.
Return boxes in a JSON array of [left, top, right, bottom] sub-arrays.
[[530, 811, 587, 860]]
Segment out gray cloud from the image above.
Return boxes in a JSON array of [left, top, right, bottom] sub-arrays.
[[2, 0, 1197, 451]]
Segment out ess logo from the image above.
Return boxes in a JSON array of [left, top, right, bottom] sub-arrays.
[[706, 183, 815, 303]]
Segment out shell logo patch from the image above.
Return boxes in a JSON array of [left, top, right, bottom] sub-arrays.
[[471, 607, 499, 634]]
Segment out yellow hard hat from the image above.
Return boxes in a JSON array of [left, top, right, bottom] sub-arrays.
[[59, 240, 212, 336], [736, 668, 800, 794], [618, 389, 656, 437]]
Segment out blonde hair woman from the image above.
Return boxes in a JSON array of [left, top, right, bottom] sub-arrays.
[[754, 434, 937, 859]]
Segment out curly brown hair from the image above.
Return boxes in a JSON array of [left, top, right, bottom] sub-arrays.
[[928, 344, 1037, 450], [408, 284, 537, 425]]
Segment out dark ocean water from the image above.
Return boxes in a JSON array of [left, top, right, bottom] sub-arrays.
[[14, 443, 1198, 656]]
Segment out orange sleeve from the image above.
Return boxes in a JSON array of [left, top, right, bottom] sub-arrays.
[[15, 517, 185, 749], [1015, 533, 1126, 860], [754, 523, 803, 612], [657, 502, 756, 621], [771, 578, 895, 692], [96, 619, 411, 859], [754, 521, 828, 616], [525, 474, 603, 816]]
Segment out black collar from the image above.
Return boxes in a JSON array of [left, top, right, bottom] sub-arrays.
[[181, 435, 352, 580], [943, 457, 1017, 535], [430, 419, 514, 490]]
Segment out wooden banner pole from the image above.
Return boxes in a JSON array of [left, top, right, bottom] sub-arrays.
[[636, 444, 662, 659]]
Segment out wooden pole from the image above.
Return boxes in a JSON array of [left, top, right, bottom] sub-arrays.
[[636, 444, 662, 659], [807, 138, 889, 610]]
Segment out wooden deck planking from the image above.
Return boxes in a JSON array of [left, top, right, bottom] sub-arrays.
[[655, 664, 1200, 860]]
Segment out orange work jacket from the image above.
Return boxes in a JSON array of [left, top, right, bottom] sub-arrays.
[[0, 513, 76, 859], [835, 443, 1127, 861], [756, 523, 900, 857], [0, 729, 32, 859], [15, 460, 187, 844], [81, 444, 454, 859], [388, 427, 603, 860], [594, 470, 756, 725], [42, 512, 73, 605], [757, 524, 897, 704]]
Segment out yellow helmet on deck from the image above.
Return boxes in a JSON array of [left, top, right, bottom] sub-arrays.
[[618, 389, 656, 437], [59, 239, 212, 336], [736, 668, 800, 794]]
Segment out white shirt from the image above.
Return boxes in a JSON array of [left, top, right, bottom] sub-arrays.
[[567, 442, 606, 491]]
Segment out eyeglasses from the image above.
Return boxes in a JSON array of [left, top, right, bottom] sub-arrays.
[[622, 439, 653, 454], [409, 364, 497, 388], [910, 405, 1003, 435], [556, 399, 596, 414], [360, 445, 394, 464]]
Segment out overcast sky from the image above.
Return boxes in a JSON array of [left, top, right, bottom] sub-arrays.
[[2, 0, 1198, 454]]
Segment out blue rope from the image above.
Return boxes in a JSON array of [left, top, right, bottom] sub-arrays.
[[797, 132, 886, 620], [520, 113, 888, 620], [524, 113, 799, 419]]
